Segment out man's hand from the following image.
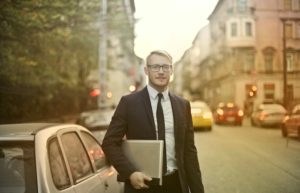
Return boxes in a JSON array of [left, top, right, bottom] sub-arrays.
[[129, 171, 152, 189]]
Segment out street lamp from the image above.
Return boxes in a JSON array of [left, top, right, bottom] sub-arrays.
[[99, 0, 107, 108], [281, 18, 287, 109]]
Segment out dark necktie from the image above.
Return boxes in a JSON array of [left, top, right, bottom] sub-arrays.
[[157, 93, 167, 174]]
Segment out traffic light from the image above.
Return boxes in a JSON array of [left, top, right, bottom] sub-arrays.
[[89, 88, 101, 97], [251, 85, 257, 97], [247, 85, 257, 98]]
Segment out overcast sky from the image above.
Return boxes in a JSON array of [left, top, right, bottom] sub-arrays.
[[134, 0, 219, 62]]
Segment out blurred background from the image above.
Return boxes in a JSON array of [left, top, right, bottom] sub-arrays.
[[1, 1, 300, 193], [0, 0, 300, 124]]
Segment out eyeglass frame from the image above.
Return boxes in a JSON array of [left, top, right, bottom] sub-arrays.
[[147, 64, 172, 72]]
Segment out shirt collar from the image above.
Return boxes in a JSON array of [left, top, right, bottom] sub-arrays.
[[147, 85, 169, 100]]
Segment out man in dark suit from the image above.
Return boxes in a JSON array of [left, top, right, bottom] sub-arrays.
[[102, 50, 204, 193]]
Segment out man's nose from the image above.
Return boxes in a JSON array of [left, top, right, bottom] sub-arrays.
[[158, 66, 164, 73]]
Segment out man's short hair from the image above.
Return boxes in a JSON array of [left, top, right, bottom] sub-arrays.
[[146, 50, 173, 65]]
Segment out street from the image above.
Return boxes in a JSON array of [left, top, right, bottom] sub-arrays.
[[92, 120, 300, 193], [197, 121, 300, 193]]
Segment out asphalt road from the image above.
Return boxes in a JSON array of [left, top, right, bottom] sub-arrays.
[[91, 120, 300, 193], [196, 122, 300, 193]]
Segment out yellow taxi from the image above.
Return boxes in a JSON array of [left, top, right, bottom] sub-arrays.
[[190, 101, 213, 131]]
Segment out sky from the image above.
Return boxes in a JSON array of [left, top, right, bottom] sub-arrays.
[[134, 0, 219, 62]]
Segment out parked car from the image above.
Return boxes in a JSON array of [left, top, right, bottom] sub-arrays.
[[281, 104, 300, 139], [0, 123, 123, 193], [190, 101, 213, 131], [251, 103, 287, 127], [214, 102, 244, 126], [76, 108, 114, 131]]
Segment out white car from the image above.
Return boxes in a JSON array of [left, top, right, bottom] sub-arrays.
[[0, 123, 123, 193], [251, 103, 287, 127]]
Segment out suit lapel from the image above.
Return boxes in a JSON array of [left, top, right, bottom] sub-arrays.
[[141, 87, 156, 138], [169, 93, 180, 141]]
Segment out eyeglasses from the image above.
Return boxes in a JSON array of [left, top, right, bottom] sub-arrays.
[[147, 64, 172, 72]]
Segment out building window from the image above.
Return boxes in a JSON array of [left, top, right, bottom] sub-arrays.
[[298, 51, 300, 68], [244, 49, 255, 72], [264, 84, 275, 100], [287, 84, 294, 102], [245, 22, 252, 36], [297, 22, 300, 38], [237, 0, 247, 13], [263, 47, 275, 73], [231, 22, 237, 37], [285, 23, 293, 38], [284, 0, 292, 10], [286, 53, 293, 72], [265, 54, 273, 72]]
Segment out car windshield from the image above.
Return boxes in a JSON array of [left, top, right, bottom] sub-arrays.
[[218, 102, 238, 110], [223, 106, 238, 110], [191, 102, 209, 109], [260, 104, 286, 112], [191, 102, 210, 114], [0, 141, 37, 193]]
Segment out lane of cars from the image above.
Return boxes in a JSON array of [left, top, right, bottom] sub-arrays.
[[190, 100, 299, 141], [0, 123, 123, 193], [77, 102, 300, 140]]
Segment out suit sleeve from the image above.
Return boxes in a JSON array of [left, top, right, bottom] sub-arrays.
[[102, 96, 138, 180], [184, 101, 205, 193]]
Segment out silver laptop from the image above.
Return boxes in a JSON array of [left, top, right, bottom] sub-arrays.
[[122, 140, 164, 185]]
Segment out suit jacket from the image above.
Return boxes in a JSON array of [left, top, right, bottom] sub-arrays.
[[102, 87, 204, 193]]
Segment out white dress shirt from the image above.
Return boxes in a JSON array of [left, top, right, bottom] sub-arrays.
[[147, 85, 178, 174]]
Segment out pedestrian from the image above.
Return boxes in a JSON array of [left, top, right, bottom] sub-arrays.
[[102, 50, 205, 193]]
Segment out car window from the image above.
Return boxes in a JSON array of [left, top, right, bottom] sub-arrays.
[[61, 132, 93, 183], [81, 132, 107, 170], [257, 105, 264, 111], [48, 137, 71, 189], [262, 104, 285, 111], [0, 142, 37, 193]]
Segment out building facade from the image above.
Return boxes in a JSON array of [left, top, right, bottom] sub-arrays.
[[176, 0, 300, 113], [87, 0, 144, 108]]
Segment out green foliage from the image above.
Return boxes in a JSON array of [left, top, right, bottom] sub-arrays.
[[0, 0, 101, 123]]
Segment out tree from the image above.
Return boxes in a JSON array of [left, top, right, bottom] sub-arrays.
[[0, 0, 101, 123]]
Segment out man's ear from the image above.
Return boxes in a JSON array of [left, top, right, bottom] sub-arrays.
[[169, 67, 173, 76], [144, 66, 149, 76]]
